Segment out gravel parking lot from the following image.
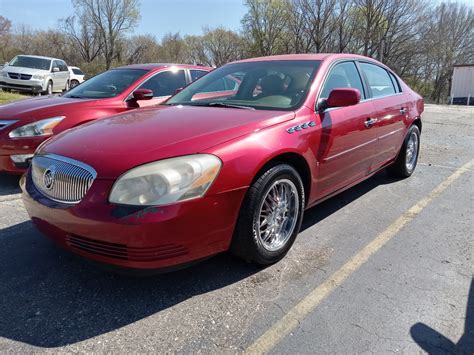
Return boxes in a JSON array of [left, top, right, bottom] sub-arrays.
[[0, 104, 472, 353]]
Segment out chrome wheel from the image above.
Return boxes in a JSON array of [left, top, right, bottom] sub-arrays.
[[256, 179, 299, 252], [405, 131, 419, 172]]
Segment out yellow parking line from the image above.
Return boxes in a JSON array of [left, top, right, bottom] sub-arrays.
[[245, 158, 474, 354]]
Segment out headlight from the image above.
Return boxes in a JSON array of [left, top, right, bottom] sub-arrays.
[[32, 74, 45, 80], [8, 116, 65, 138], [109, 154, 222, 206]]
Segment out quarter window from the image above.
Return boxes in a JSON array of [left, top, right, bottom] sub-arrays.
[[320, 61, 365, 99], [190, 70, 208, 81], [360, 62, 396, 98], [138, 70, 187, 97]]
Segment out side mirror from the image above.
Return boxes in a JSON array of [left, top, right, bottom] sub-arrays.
[[131, 88, 153, 101], [52, 67, 60, 72], [325, 88, 361, 109]]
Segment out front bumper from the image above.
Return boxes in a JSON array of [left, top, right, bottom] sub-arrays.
[[0, 136, 45, 174], [21, 172, 247, 270], [0, 78, 44, 93]]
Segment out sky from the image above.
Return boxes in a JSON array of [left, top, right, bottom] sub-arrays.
[[0, 0, 248, 38]]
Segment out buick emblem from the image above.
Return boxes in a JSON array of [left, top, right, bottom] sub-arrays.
[[43, 166, 56, 190]]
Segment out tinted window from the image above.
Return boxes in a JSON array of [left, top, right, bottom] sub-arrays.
[[360, 62, 396, 98], [167, 60, 321, 111], [320, 61, 365, 99], [72, 68, 84, 75], [388, 71, 401, 93], [59, 61, 68, 71], [63, 69, 147, 99], [138, 70, 187, 97], [10, 56, 51, 70], [190, 70, 208, 81]]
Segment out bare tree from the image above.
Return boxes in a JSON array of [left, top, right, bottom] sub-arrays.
[[60, 15, 102, 64], [72, 0, 140, 69]]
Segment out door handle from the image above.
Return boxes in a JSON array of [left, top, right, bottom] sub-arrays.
[[400, 107, 407, 114], [364, 117, 377, 128]]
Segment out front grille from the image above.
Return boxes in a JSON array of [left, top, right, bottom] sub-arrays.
[[31, 154, 97, 204], [8, 72, 32, 80], [66, 235, 189, 261]]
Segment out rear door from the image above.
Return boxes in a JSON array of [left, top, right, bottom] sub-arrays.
[[136, 69, 187, 107], [315, 61, 378, 198], [358, 62, 407, 171]]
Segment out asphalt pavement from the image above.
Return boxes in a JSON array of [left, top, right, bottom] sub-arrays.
[[0, 104, 472, 353]]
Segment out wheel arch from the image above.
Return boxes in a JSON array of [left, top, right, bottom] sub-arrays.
[[412, 117, 422, 132], [252, 152, 312, 206]]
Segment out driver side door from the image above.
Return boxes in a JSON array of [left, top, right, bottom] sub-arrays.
[[315, 61, 378, 198]]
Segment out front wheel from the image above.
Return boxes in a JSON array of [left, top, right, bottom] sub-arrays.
[[43, 80, 53, 95], [388, 125, 420, 178], [231, 164, 305, 265]]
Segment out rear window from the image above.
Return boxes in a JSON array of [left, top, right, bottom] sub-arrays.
[[72, 68, 84, 75], [359, 62, 396, 98]]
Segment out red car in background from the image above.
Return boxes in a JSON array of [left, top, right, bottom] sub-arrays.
[[0, 63, 212, 174], [22, 54, 424, 272]]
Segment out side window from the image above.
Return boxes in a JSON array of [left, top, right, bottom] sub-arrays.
[[320, 61, 365, 99], [139, 70, 187, 97], [360, 63, 396, 98], [190, 70, 208, 81], [388, 71, 401, 93], [60, 61, 68, 71], [52, 60, 60, 71]]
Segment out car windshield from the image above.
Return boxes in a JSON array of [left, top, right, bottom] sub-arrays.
[[63, 69, 147, 99], [9, 56, 51, 71], [166, 60, 321, 111]]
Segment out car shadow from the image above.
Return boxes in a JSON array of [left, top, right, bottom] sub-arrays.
[[0, 173, 21, 196], [0, 169, 399, 348], [410, 278, 473, 354]]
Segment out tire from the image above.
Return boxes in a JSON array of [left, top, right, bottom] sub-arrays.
[[2, 88, 11, 93], [231, 164, 305, 265], [70, 80, 79, 88], [388, 125, 420, 178], [43, 80, 53, 95]]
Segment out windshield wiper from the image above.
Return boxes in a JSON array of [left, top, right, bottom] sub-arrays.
[[206, 102, 255, 110]]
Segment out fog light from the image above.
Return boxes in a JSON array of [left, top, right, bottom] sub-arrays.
[[10, 154, 34, 164]]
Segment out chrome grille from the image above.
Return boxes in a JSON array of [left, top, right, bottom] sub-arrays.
[[31, 154, 97, 204], [8, 72, 31, 80]]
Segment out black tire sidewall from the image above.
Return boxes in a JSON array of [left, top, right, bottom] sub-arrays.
[[402, 125, 420, 176], [233, 164, 305, 265]]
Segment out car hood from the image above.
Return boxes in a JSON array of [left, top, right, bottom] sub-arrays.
[[3, 66, 50, 76], [41, 105, 295, 179], [0, 95, 96, 123]]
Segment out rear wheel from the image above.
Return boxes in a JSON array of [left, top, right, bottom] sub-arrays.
[[388, 125, 420, 178], [70, 79, 79, 88], [231, 164, 305, 265]]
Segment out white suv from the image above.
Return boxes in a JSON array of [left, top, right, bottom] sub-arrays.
[[0, 55, 70, 95]]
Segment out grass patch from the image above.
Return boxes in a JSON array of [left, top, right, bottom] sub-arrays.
[[0, 90, 29, 105]]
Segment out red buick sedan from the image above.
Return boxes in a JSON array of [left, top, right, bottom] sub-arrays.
[[22, 54, 423, 272], [0, 63, 211, 174]]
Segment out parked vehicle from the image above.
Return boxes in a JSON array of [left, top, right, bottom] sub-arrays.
[[0, 55, 70, 95], [21, 54, 424, 272], [0, 63, 212, 173], [68, 66, 85, 88]]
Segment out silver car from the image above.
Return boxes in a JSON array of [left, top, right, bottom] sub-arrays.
[[0, 55, 70, 95]]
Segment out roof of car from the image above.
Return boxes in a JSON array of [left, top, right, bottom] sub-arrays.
[[114, 63, 211, 71], [231, 53, 375, 64], [16, 54, 62, 61]]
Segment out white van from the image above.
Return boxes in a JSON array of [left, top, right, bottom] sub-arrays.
[[0, 55, 70, 95]]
